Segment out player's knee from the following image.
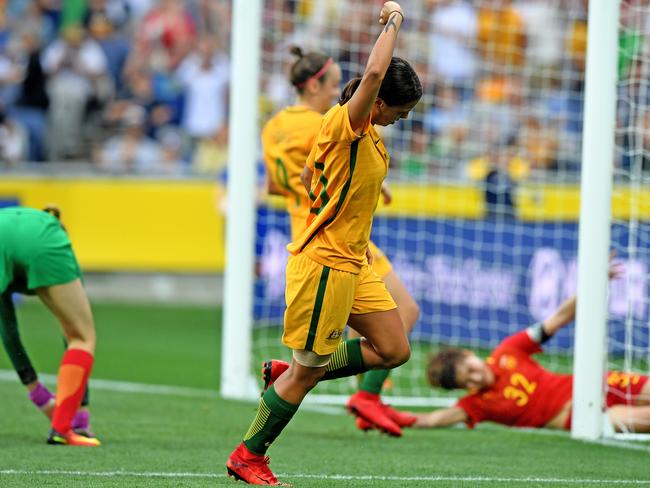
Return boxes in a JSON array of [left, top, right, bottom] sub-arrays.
[[65, 320, 96, 351], [384, 343, 411, 369]]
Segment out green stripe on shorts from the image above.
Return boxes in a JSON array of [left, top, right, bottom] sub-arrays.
[[304, 266, 330, 351]]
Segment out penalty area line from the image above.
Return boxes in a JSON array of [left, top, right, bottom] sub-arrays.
[[1, 469, 650, 484]]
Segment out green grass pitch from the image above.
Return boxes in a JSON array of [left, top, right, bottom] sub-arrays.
[[0, 300, 648, 487]]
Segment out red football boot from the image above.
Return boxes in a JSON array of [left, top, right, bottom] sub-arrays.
[[355, 416, 373, 432], [261, 360, 290, 395], [226, 442, 290, 486], [346, 391, 402, 437], [380, 403, 417, 428]]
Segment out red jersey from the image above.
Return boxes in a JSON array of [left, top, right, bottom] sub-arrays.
[[456, 331, 573, 428]]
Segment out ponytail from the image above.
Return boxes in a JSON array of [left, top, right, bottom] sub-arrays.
[[338, 77, 362, 106], [42, 205, 61, 221]]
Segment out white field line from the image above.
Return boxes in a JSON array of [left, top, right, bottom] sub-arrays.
[[1, 469, 650, 484], [0, 369, 339, 415], [1, 369, 648, 450]]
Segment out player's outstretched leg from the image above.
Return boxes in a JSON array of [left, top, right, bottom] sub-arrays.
[[347, 270, 419, 435]]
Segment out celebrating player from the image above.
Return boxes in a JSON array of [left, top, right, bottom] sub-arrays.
[[414, 262, 650, 433], [261, 45, 419, 436], [227, 2, 422, 484], [0, 206, 100, 446]]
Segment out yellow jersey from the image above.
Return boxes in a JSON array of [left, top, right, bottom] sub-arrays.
[[261, 106, 323, 240], [287, 103, 389, 274]]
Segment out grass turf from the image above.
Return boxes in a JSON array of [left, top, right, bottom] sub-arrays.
[[0, 300, 649, 487]]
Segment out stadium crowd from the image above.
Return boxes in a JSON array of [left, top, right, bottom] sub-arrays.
[[0, 0, 646, 181]]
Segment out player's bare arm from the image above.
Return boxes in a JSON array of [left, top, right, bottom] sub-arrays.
[[542, 258, 623, 337], [300, 166, 313, 192], [413, 406, 468, 428], [348, 2, 403, 132]]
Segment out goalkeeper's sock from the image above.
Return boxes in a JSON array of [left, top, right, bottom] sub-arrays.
[[72, 410, 90, 432], [51, 349, 94, 433], [29, 382, 55, 414], [243, 385, 298, 455], [359, 368, 391, 395], [320, 338, 367, 381]]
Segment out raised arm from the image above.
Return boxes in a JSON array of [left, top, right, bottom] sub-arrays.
[[412, 407, 468, 429], [539, 258, 623, 338], [347, 1, 404, 131]]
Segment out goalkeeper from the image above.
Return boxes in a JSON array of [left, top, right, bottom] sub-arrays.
[[0, 206, 100, 446], [415, 260, 650, 433]]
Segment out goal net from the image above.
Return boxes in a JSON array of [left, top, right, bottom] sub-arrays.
[[606, 0, 650, 436], [241, 0, 650, 412]]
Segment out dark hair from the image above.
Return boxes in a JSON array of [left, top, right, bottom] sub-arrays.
[[42, 205, 67, 232], [426, 348, 467, 390], [289, 46, 331, 93], [339, 57, 422, 106]]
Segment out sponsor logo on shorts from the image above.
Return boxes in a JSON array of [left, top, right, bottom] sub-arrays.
[[326, 329, 343, 341]]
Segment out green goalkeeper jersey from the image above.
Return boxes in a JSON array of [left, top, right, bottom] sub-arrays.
[[0, 207, 81, 295]]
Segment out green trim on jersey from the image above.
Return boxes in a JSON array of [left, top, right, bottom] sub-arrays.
[[304, 265, 331, 351]]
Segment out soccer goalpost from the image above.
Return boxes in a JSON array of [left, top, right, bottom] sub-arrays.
[[222, 0, 650, 440]]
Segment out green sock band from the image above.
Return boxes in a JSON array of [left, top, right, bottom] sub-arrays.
[[359, 368, 391, 395], [321, 338, 367, 381], [243, 385, 298, 455]]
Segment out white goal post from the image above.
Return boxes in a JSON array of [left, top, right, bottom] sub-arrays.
[[570, 0, 621, 441]]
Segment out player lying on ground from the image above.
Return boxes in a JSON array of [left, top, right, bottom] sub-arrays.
[[0, 206, 100, 446], [261, 44, 419, 437], [414, 262, 650, 433]]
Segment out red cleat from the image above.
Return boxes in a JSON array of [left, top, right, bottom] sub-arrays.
[[380, 403, 417, 428], [226, 442, 290, 486], [346, 391, 402, 437], [261, 360, 290, 395], [355, 416, 373, 432]]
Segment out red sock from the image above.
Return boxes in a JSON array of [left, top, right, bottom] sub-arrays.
[[51, 349, 94, 433]]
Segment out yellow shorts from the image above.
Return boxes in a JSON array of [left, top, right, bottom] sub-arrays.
[[283, 253, 396, 355], [368, 240, 393, 278]]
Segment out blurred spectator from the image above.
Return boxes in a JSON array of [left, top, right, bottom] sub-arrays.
[[516, 0, 563, 70], [105, 66, 181, 140], [518, 113, 560, 170], [0, 110, 28, 166], [157, 126, 186, 173], [427, 0, 477, 91], [399, 120, 432, 178], [82, 0, 130, 30], [8, 30, 50, 162], [130, 0, 197, 73], [95, 104, 162, 172], [477, 0, 527, 71], [87, 12, 130, 92], [42, 24, 111, 160], [468, 143, 526, 219], [175, 35, 229, 157]]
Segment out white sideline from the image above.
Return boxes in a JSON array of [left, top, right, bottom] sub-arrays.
[[1, 369, 648, 449], [1, 469, 650, 484], [0, 369, 341, 415]]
